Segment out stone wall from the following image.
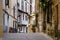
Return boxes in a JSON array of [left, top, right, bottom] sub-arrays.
[[0, 0, 4, 38]]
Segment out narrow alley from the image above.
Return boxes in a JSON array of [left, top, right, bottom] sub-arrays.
[[0, 0, 60, 40], [1, 33, 53, 40]]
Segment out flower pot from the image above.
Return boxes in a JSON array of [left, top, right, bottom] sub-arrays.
[[32, 29, 36, 33]]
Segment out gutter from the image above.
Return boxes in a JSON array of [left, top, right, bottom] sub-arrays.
[[18, 9, 31, 17]]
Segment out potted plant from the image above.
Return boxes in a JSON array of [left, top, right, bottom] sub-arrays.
[[39, 0, 49, 11], [9, 27, 13, 33], [31, 25, 36, 33]]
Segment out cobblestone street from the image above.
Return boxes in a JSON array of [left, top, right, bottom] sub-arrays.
[[0, 33, 53, 40]]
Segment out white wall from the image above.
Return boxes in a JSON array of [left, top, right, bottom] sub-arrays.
[[32, 0, 35, 13], [9, 0, 18, 27], [24, 1, 26, 12], [2, 0, 5, 9], [18, 0, 22, 10], [15, 5, 18, 19], [27, 3, 30, 14]]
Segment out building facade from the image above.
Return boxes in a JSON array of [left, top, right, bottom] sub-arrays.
[[27, 0, 35, 33], [3, 0, 18, 33], [52, 0, 60, 31], [17, 0, 32, 33], [51, 0, 60, 38], [35, 0, 44, 32], [43, 0, 60, 39], [35, 0, 60, 33], [3, 0, 33, 33], [38, 0, 60, 39]]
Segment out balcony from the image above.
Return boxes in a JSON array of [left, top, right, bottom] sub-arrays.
[[18, 21, 29, 27]]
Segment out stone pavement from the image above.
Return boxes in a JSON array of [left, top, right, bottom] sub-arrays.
[[0, 33, 53, 40]]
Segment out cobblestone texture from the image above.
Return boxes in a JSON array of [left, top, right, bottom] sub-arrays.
[[0, 33, 53, 40]]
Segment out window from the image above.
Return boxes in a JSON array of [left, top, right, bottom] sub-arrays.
[[19, 27, 22, 31], [30, 5, 32, 14], [13, 21, 15, 28], [17, 2, 19, 7], [25, 15, 28, 21], [3, 14, 5, 25], [30, 0, 32, 4], [17, 0, 20, 7], [5, 0, 9, 7], [47, 2, 52, 24], [13, 21, 17, 28], [23, 14, 24, 20], [18, 15, 21, 22], [7, 14, 9, 22], [21, 0, 24, 10], [3, 14, 5, 32], [13, 7, 15, 17], [3, 13, 9, 33], [25, 2, 27, 12]]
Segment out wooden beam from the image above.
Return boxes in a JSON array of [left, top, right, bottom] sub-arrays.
[[52, 0, 60, 8]]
